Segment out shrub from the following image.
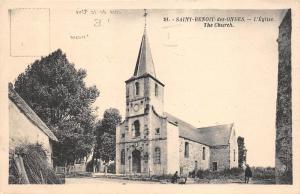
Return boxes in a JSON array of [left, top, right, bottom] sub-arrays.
[[223, 167, 244, 176], [193, 168, 244, 180], [150, 174, 174, 180], [9, 143, 63, 184], [188, 170, 195, 178], [196, 169, 204, 179], [86, 159, 94, 172], [107, 162, 115, 173], [252, 167, 275, 180]]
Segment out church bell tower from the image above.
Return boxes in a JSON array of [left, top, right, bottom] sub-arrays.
[[125, 10, 164, 120], [116, 10, 170, 175]]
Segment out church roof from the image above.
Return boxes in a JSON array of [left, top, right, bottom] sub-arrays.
[[197, 124, 234, 146], [9, 84, 58, 142], [165, 112, 233, 146], [133, 29, 156, 78]]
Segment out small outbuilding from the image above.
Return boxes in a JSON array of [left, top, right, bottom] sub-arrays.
[[9, 83, 58, 166]]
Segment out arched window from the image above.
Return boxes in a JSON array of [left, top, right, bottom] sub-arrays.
[[133, 120, 140, 137], [184, 142, 189, 158], [155, 128, 160, 134], [126, 87, 129, 97], [202, 147, 206, 160], [234, 149, 236, 161], [154, 147, 161, 164], [135, 82, 140, 96], [155, 83, 159, 96], [121, 149, 125, 165]]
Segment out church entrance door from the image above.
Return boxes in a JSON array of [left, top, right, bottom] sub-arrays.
[[132, 150, 141, 173]]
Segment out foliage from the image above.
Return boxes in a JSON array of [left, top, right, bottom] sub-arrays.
[[191, 168, 244, 180], [278, 169, 292, 184], [107, 162, 116, 173], [85, 159, 94, 172], [150, 174, 174, 180], [97, 108, 122, 135], [252, 167, 275, 180], [9, 143, 63, 184], [237, 136, 247, 168], [94, 108, 121, 162], [191, 167, 275, 184], [96, 132, 116, 162], [14, 49, 100, 165]]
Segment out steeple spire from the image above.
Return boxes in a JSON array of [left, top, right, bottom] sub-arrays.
[[144, 9, 147, 29], [133, 9, 156, 78]]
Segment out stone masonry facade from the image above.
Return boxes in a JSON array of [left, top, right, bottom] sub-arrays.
[[116, 25, 238, 176], [275, 9, 292, 184], [179, 138, 210, 175]]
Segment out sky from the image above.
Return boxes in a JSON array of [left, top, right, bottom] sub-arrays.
[[6, 9, 287, 167]]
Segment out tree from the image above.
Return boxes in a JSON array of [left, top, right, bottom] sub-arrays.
[[14, 49, 100, 165], [97, 133, 116, 162], [237, 136, 247, 168], [94, 108, 121, 162], [100, 108, 122, 135]]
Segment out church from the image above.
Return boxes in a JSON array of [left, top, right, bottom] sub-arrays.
[[115, 17, 238, 176]]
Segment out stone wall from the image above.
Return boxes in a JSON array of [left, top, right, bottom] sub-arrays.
[[125, 77, 147, 118], [148, 109, 168, 175], [166, 122, 180, 174], [115, 123, 123, 174], [116, 108, 169, 175], [179, 138, 210, 176], [147, 77, 164, 115], [125, 76, 164, 117], [275, 9, 292, 184], [229, 128, 239, 168], [210, 145, 229, 171]]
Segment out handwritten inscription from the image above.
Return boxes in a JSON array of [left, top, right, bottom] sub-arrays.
[[69, 9, 121, 40], [70, 34, 89, 40], [75, 9, 121, 15]]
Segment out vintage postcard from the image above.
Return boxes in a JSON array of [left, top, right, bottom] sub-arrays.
[[0, 1, 299, 194]]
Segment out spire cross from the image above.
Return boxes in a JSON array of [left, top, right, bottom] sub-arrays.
[[144, 9, 148, 29]]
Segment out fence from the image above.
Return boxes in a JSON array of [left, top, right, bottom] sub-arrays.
[[55, 164, 86, 175]]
